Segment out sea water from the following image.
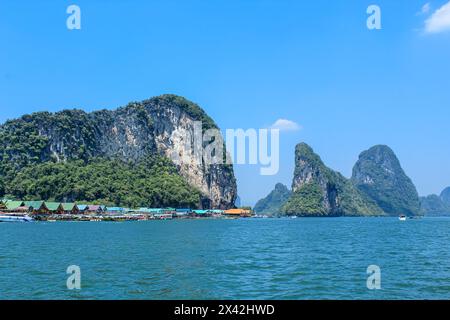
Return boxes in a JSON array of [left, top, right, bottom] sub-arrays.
[[0, 217, 449, 300]]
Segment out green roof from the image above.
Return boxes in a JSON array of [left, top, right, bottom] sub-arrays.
[[24, 201, 46, 210], [46, 202, 62, 211], [62, 203, 77, 211], [5, 201, 25, 210], [193, 210, 208, 215]]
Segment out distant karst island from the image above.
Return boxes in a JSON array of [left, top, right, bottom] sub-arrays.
[[420, 187, 450, 216], [255, 143, 448, 217]]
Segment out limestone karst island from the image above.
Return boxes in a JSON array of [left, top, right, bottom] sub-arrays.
[[0, 95, 447, 222]]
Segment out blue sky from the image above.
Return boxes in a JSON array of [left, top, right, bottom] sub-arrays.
[[1, 0, 450, 205]]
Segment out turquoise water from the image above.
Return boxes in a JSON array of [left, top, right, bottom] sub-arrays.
[[1, 217, 449, 300]]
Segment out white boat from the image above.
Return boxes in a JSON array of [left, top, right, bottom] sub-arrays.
[[0, 214, 34, 222], [399, 215, 407, 221]]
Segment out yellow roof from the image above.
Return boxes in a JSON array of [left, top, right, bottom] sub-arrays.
[[224, 209, 249, 215]]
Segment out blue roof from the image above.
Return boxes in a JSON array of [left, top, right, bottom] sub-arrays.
[[77, 205, 88, 211]]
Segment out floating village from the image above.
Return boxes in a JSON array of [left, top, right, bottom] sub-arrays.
[[0, 199, 254, 222]]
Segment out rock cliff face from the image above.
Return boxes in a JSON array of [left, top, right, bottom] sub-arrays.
[[254, 183, 291, 216], [282, 143, 383, 216], [351, 145, 420, 216], [0, 94, 236, 209]]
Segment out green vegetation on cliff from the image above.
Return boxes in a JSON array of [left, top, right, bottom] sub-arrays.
[[254, 183, 291, 215], [332, 174, 384, 216], [351, 145, 421, 216], [3, 156, 202, 208], [282, 182, 327, 216], [281, 143, 384, 217], [148, 94, 218, 131]]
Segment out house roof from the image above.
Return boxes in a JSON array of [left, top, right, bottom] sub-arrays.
[[193, 210, 208, 215], [62, 203, 77, 211], [46, 202, 62, 211], [5, 201, 25, 210], [24, 201, 46, 210], [87, 205, 102, 211], [77, 205, 88, 211], [224, 209, 248, 215]]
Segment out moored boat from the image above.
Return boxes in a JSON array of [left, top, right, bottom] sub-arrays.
[[0, 214, 34, 222], [399, 215, 407, 221]]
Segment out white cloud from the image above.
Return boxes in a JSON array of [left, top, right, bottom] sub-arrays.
[[425, 1, 450, 33], [270, 119, 302, 132], [422, 3, 431, 14]]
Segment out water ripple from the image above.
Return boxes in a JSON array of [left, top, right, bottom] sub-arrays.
[[0, 217, 449, 299]]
